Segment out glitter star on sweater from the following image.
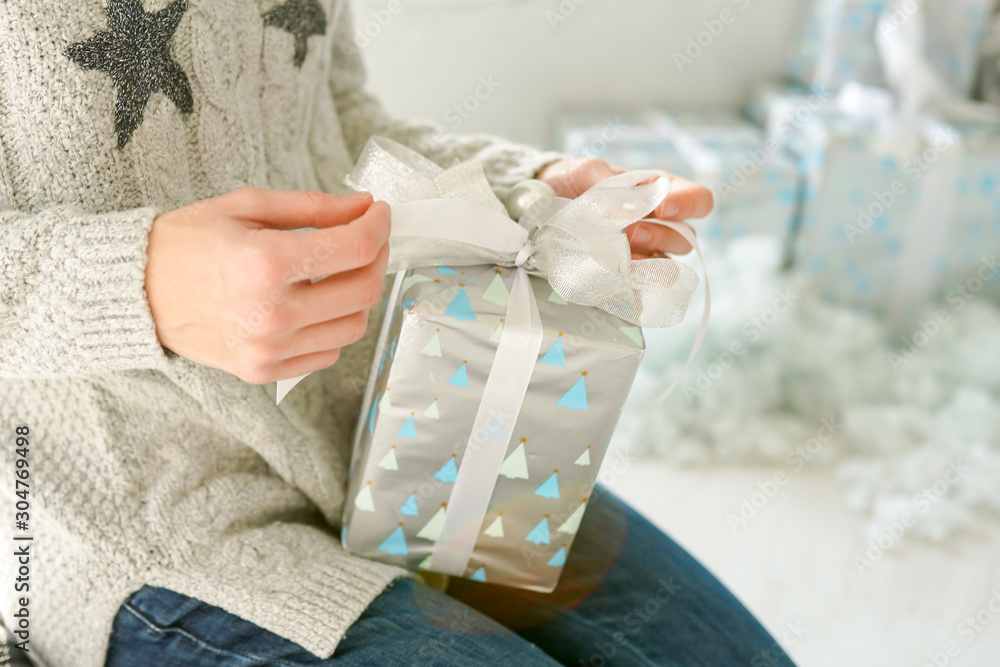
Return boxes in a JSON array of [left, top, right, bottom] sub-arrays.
[[263, 0, 328, 69], [63, 0, 193, 150]]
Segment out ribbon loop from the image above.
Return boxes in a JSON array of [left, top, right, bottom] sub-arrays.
[[352, 136, 700, 329], [514, 245, 533, 268]]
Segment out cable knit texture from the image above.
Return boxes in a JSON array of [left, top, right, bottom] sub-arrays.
[[0, 1, 566, 665]]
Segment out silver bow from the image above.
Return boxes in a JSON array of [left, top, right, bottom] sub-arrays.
[[347, 136, 700, 328]]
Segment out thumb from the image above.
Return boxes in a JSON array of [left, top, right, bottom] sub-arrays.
[[220, 187, 376, 230], [540, 158, 620, 198]]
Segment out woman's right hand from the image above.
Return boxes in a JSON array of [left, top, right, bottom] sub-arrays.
[[144, 186, 390, 385]]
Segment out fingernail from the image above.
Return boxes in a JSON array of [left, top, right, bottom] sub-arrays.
[[661, 201, 680, 217], [347, 191, 374, 201], [633, 226, 652, 243]]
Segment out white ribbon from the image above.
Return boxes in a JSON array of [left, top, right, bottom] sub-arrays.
[[345, 138, 702, 328], [275, 136, 710, 575], [652, 222, 711, 409], [428, 260, 543, 575]]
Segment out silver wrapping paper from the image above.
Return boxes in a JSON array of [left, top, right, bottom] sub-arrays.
[[342, 264, 645, 592]]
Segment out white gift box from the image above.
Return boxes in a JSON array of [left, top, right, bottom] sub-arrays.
[[747, 83, 1000, 320]]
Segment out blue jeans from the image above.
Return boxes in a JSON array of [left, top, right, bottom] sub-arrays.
[[104, 484, 796, 666]]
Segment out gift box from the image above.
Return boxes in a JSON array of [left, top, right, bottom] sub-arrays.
[[924, 0, 997, 96], [933, 119, 1000, 299], [340, 263, 645, 591], [276, 136, 704, 591], [746, 84, 958, 318], [551, 109, 801, 250], [744, 83, 834, 142], [786, 0, 995, 97]]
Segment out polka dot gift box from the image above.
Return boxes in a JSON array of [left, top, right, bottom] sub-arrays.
[[276, 136, 705, 591], [786, 0, 995, 97], [747, 83, 1000, 322]]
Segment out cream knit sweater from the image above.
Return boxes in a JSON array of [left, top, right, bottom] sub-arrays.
[[0, 1, 565, 665]]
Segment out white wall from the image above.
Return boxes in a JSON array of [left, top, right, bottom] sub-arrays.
[[358, 0, 801, 149]]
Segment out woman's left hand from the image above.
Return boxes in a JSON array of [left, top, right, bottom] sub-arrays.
[[536, 157, 714, 260]]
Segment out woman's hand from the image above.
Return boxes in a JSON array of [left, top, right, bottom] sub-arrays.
[[536, 157, 714, 260], [144, 187, 390, 385]]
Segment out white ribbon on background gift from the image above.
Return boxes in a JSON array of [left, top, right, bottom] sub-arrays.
[[276, 136, 709, 576]]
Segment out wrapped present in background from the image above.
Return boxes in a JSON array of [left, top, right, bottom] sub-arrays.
[[745, 83, 972, 323], [276, 136, 703, 591], [786, 0, 996, 97], [785, 0, 886, 92], [744, 82, 835, 141], [551, 109, 801, 251], [342, 263, 645, 591]]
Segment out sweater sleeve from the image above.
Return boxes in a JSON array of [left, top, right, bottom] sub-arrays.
[[327, 1, 568, 202], [0, 203, 176, 378]]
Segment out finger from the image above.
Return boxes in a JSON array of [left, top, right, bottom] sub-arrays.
[[224, 186, 375, 230], [262, 347, 345, 385], [653, 176, 714, 221], [541, 158, 618, 198], [288, 241, 390, 326], [274, 200, 391, 282], [275, 310, 371, 362], [625, 221, 694, 256], [573, 159, 619, 195]]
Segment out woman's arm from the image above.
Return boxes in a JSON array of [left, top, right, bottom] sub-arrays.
[[326, 1, 567, 201], [1, 188, 390, 385], [0, 204, 173, 378]]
